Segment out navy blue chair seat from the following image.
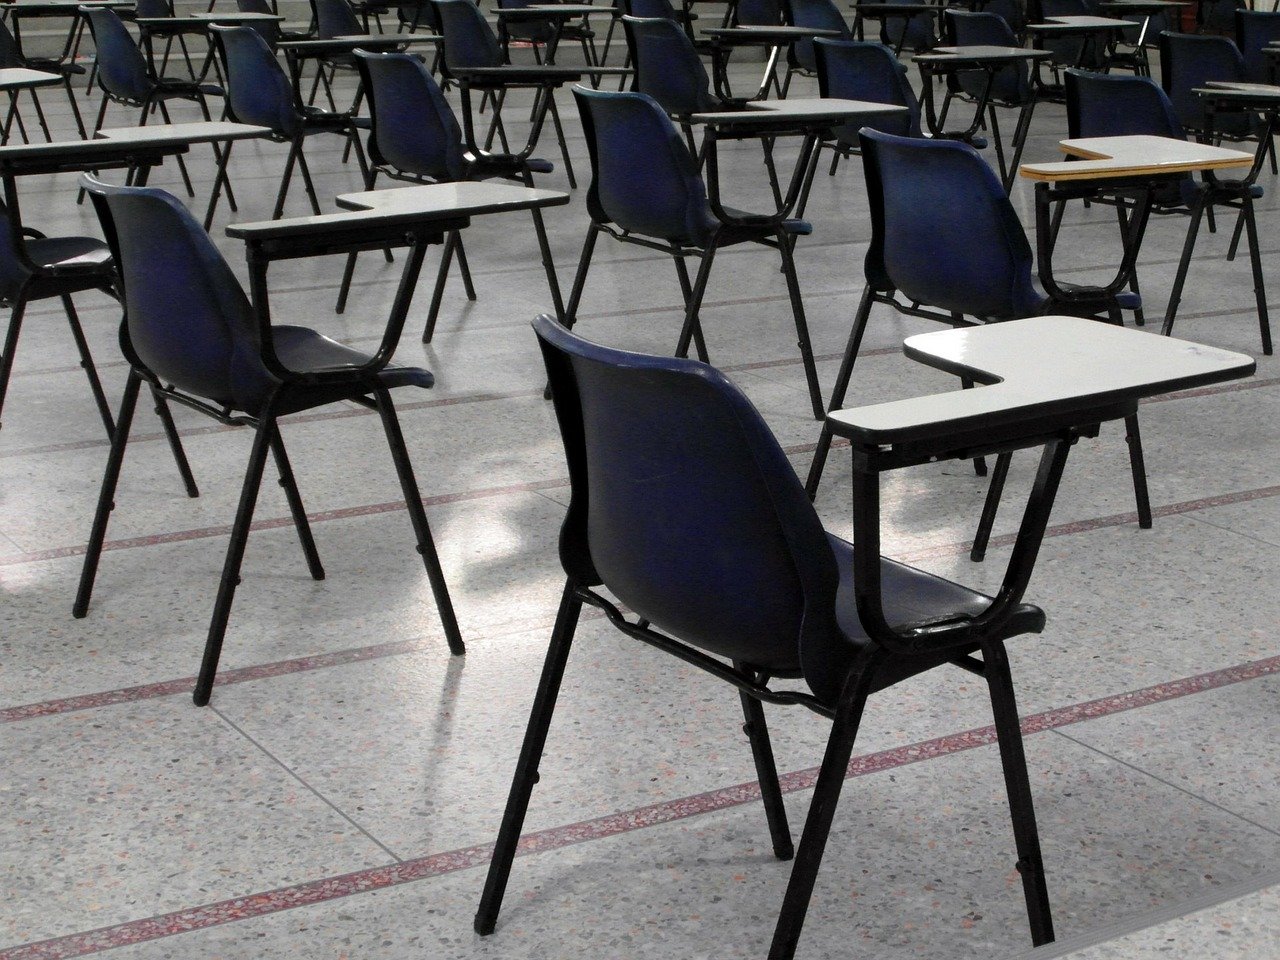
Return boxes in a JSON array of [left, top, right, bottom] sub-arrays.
[[564, 87, 827, 419], [474, 314, 1057, 960], [74, 176, 465, 707]]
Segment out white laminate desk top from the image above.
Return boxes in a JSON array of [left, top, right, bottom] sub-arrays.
[[94, 121, 274, 145], [691, 97, 907, 126], [1028, 14, 1134, 28], [827, 316, 1254, 445], [1020, 134, 1253, 181]]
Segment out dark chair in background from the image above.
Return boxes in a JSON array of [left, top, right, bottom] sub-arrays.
[[1067, 68, 1271, 354], [338, 49, 563, 340], [564, 87, 826, 420], [1158, 31, 1261, 147], [73, 176, 465, 707], [212, 24, 370, 219], [783, 0, 853, 95], [474, 313, 1057, 960], [1236, 8, 1280, 84], [0, 18, 86, 139], [804, 129, 1150, 562]]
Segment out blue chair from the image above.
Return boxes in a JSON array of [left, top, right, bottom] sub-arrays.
[[1038, 0, 1108, 73], [433, 0, 577, 186], [74, 175, 465, 706], [1236, 8, 1280, 84], [211, 25, 370, 220], [943, 10, 1037, 188], [131, 0, 202, 81], [0, 16, 86, 139], [565, 87, 826, 420], [812, 38, 921, 178], [496, 0, 600, 72], [474, 314, 1057, 960], [854, 0, 933, 56], [308, 0, 373, 111], [783, 0, 852, 96], [1200, 0, 1244, 34], [81, 8, 222, 200], [804, 129, 1150, 559], [1066, 68, 1271, 355], [1158, 32, 1256, 141], [338, 49, 562, 339]]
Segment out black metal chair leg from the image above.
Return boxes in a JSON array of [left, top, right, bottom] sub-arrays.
[[960, 378, 988, 476], [64, 77, 87, 138], [423, 229, 460, 343], [154, 101, 196, 197], [675, 242, 716, 363], [453, 232, 478, 301], [672, 253, 708, 362], [272, 138, 302, 218], [149, 386, 199, 497], [1115, 201, 1145, 325], [544, 92, 577, 189], [735, 663, 793, 861], [1124, 413, 1152, 529], [1159, 196, 1206, 337], [372, 385, 465, 655], [203, 138, 234, 231], [804, 285, 873, 500], [1242, 194, 1273, 355], [337, 245, 359, 315], [1226, 205, 1245, 262], [0, 293, 29, 430], [60, 294, 115, 438], [268, 429, 325, 580], [767, 654, 880, 960], [563, 223, 600, 330], [776, 228, 824, 421], [192, 414, 276, 706], [982, 639, 1055, 947], [970, 450, 1012, 562], [28, 88, 51, 141], [294, 143, 323, 216], [529, 209, 565, 324], [475, 580, 583, 935], [73, 370, 143, 618]]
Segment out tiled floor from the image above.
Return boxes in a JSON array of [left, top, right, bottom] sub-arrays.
[[2, 25, 1279, 960]]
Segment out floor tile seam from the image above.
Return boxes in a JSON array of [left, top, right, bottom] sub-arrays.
[[5, 651, 1280, 960], [1182, 512, 1280, 551], [1048, 726, 1280, 841], [1003, 867, 1280, 960], [210, 704, 407, 863]]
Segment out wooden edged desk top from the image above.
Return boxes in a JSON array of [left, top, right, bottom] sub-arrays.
[[95, 121, 273, 145], [827, 316, 1254, 447], [916, 45, 1055, 65], [227, 181, 570, 242], [691, 97, 907, 127], [1020, 134, 1253, 181], [0, 67, 62, 89]]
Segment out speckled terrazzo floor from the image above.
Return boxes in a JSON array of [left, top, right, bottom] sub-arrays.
[[2, 9, 1279, 960]]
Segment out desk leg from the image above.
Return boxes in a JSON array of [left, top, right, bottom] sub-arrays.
[[1002, 97, 1037, 195]]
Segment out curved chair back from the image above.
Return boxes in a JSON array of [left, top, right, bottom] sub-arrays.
[[496, 0, 558, 44], [873, 0, 933, 54], [534, 313, 838, 675], [789, 0, 851, 74], [736, 0, 781, 25], [945, 10, 1029, 104], [814, 39, 920, 140], [399, 0, 441, 31], [1201, 0, 1243, 34], [134, 0, 174, 17], [1065, 67, 1184, 138], [312, 0, 365, 36], [81, 176, 275, 413], [0, 201, 34, 300], [1041, 0, 1104, 69], [1237, 9, 1280, 84], [356, 50, 467, 180], [212, 25, 300, 137], [623, 15, 716, 116], [981, 0, 1024, 32], [82, 8, 153, 103], [860, 129, 1041, 319], [0, 20, 22, 69], [235, 0, 284, 45], [433, 0, 505, 71], [1159, 31, 1248, 136], [574, 87, 715, 246], [622, 0, 682, 20]]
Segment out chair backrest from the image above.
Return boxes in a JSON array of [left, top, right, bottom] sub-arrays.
[[944, 10, 1029, 103], [0, 19, 21, 69], [736, 0, 781, 26], [82, 8, 153, 103], [399, 0, 441, 31], [496, 0, 558, 43], [356, 50, 467, 180], [134, 0, 174, 18], [433, 0, 504, 71], [81, 176, 276, 413], [1236, 9, 1280, 83], [235, 0, 283, 45], [980, 0, 1024, 31], [814, 39, 920, 139], [311, 0, 365, 37], [0, 200, 34, 300], [860, 128, 1041, 319], [1202, 0, 1244, 33], [1065, 67, 1184, 139], [622, 0, 681, 20], [788, 0, 851, 73], [574, 86, 715, 246], [211, 25, 300, 137], [872, 0, 932, 54], [534, 313, 839, 681], [1158, 31, 1246, 134], [623, 15, 716, 116]]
